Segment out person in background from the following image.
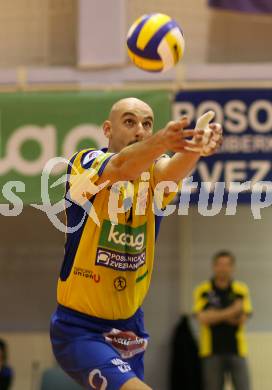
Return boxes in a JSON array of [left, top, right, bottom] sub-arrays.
[[0, 339, 13, 390], [193, 251, 252, 390]]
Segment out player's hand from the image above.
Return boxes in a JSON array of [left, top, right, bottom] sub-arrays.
[[160, 117, 202, 153], [184, 111, 223, 156], [201, 123, 223, 156], [186, 123, 223, 156]]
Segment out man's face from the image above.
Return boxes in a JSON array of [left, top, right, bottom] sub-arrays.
[[213, 256, 234, 281], [104, 98, 154, 152]]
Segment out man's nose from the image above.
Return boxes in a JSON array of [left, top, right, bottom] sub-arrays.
[[135, 123, 145, 139]]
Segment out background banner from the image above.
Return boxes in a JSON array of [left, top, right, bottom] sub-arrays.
[[0, 90, 171, 204], [174, 88, 272, 204], [208, 0, 272, 14]]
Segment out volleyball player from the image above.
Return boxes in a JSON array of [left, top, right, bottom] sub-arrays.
[[50, 97, 223, 390]]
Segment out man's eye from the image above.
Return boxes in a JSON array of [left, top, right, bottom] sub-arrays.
[[124, 119, 135, 126], [143, 121, 152, 129]]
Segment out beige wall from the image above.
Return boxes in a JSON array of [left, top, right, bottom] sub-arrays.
[[0, 0, 271, 67], [1, 332, 53, 390], [0, 0, 76, 67], [127, 0, 272, 64], [128, 0, 272, 63]]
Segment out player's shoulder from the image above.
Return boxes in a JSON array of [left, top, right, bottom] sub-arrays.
[[232, 280, 250, 294], [66, 147, 95, 164], [80, 148, 106, 168], [68, 148, 109, 169], [194, 280, 212, 295]]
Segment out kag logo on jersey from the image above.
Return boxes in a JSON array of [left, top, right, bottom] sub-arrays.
[[106, 223, 145, 252], [95, 221, 146, 271]]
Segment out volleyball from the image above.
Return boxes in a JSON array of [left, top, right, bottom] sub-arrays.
[[127, 13, 185, 72]]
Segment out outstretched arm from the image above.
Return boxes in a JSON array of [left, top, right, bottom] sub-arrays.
[[153, 122, 223, 185], [98, 117, 196, 184]]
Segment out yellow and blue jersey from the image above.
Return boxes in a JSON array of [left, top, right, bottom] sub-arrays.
[[57, 148, 176, 321], [193, 279, 253, 357]]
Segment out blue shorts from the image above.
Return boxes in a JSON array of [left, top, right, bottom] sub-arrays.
[[50, 305, 149, 390]]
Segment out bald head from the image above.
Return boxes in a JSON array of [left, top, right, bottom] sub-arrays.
[[103, 97, 154, 152], [109, 98, 154, 122]]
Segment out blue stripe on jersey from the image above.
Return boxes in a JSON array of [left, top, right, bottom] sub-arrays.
[[65, 152, 78, 195], [61, 152, 87, 281], [60, 151, 112, 281], [60, 204, 87, 281], [155, 215, 163, 241], [98, 154, 115, 176], [127, 14, 161, 60]]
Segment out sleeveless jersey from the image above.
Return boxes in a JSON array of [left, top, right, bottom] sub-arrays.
[[57, 148, 177, 320]]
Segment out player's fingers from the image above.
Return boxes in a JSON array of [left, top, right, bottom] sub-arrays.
[[166, 121, 182, 133], [181, 129, 195, 138], [210, 139, 218, 148], [194, 134, 205, 144], [209, 123, 223, 134], [169, 139, 195, 152], [210, 122, 222, 130], [183, 140, 203, 152], [212, 138, 223, 150], [194, 129, 205, 135], [167, 116, 189, 132], [207, 126, 222, 144], [183, 146, 202, 153], [211, 133, 223, 145], [179, 116, 190, 128]]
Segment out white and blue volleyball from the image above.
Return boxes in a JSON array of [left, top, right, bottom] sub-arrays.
[[127, 13, 185, 72]]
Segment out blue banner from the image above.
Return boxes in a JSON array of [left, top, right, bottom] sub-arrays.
[[173, 88, 272, 204], [208, 0, 272, 14]]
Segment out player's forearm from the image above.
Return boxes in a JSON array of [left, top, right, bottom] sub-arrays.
[[108, 131, 165, 181], [197, 308, 234, 326], [157, 151, 201, 183]]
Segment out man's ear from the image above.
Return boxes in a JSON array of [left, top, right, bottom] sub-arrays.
[[103, 120, 112, 139]]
